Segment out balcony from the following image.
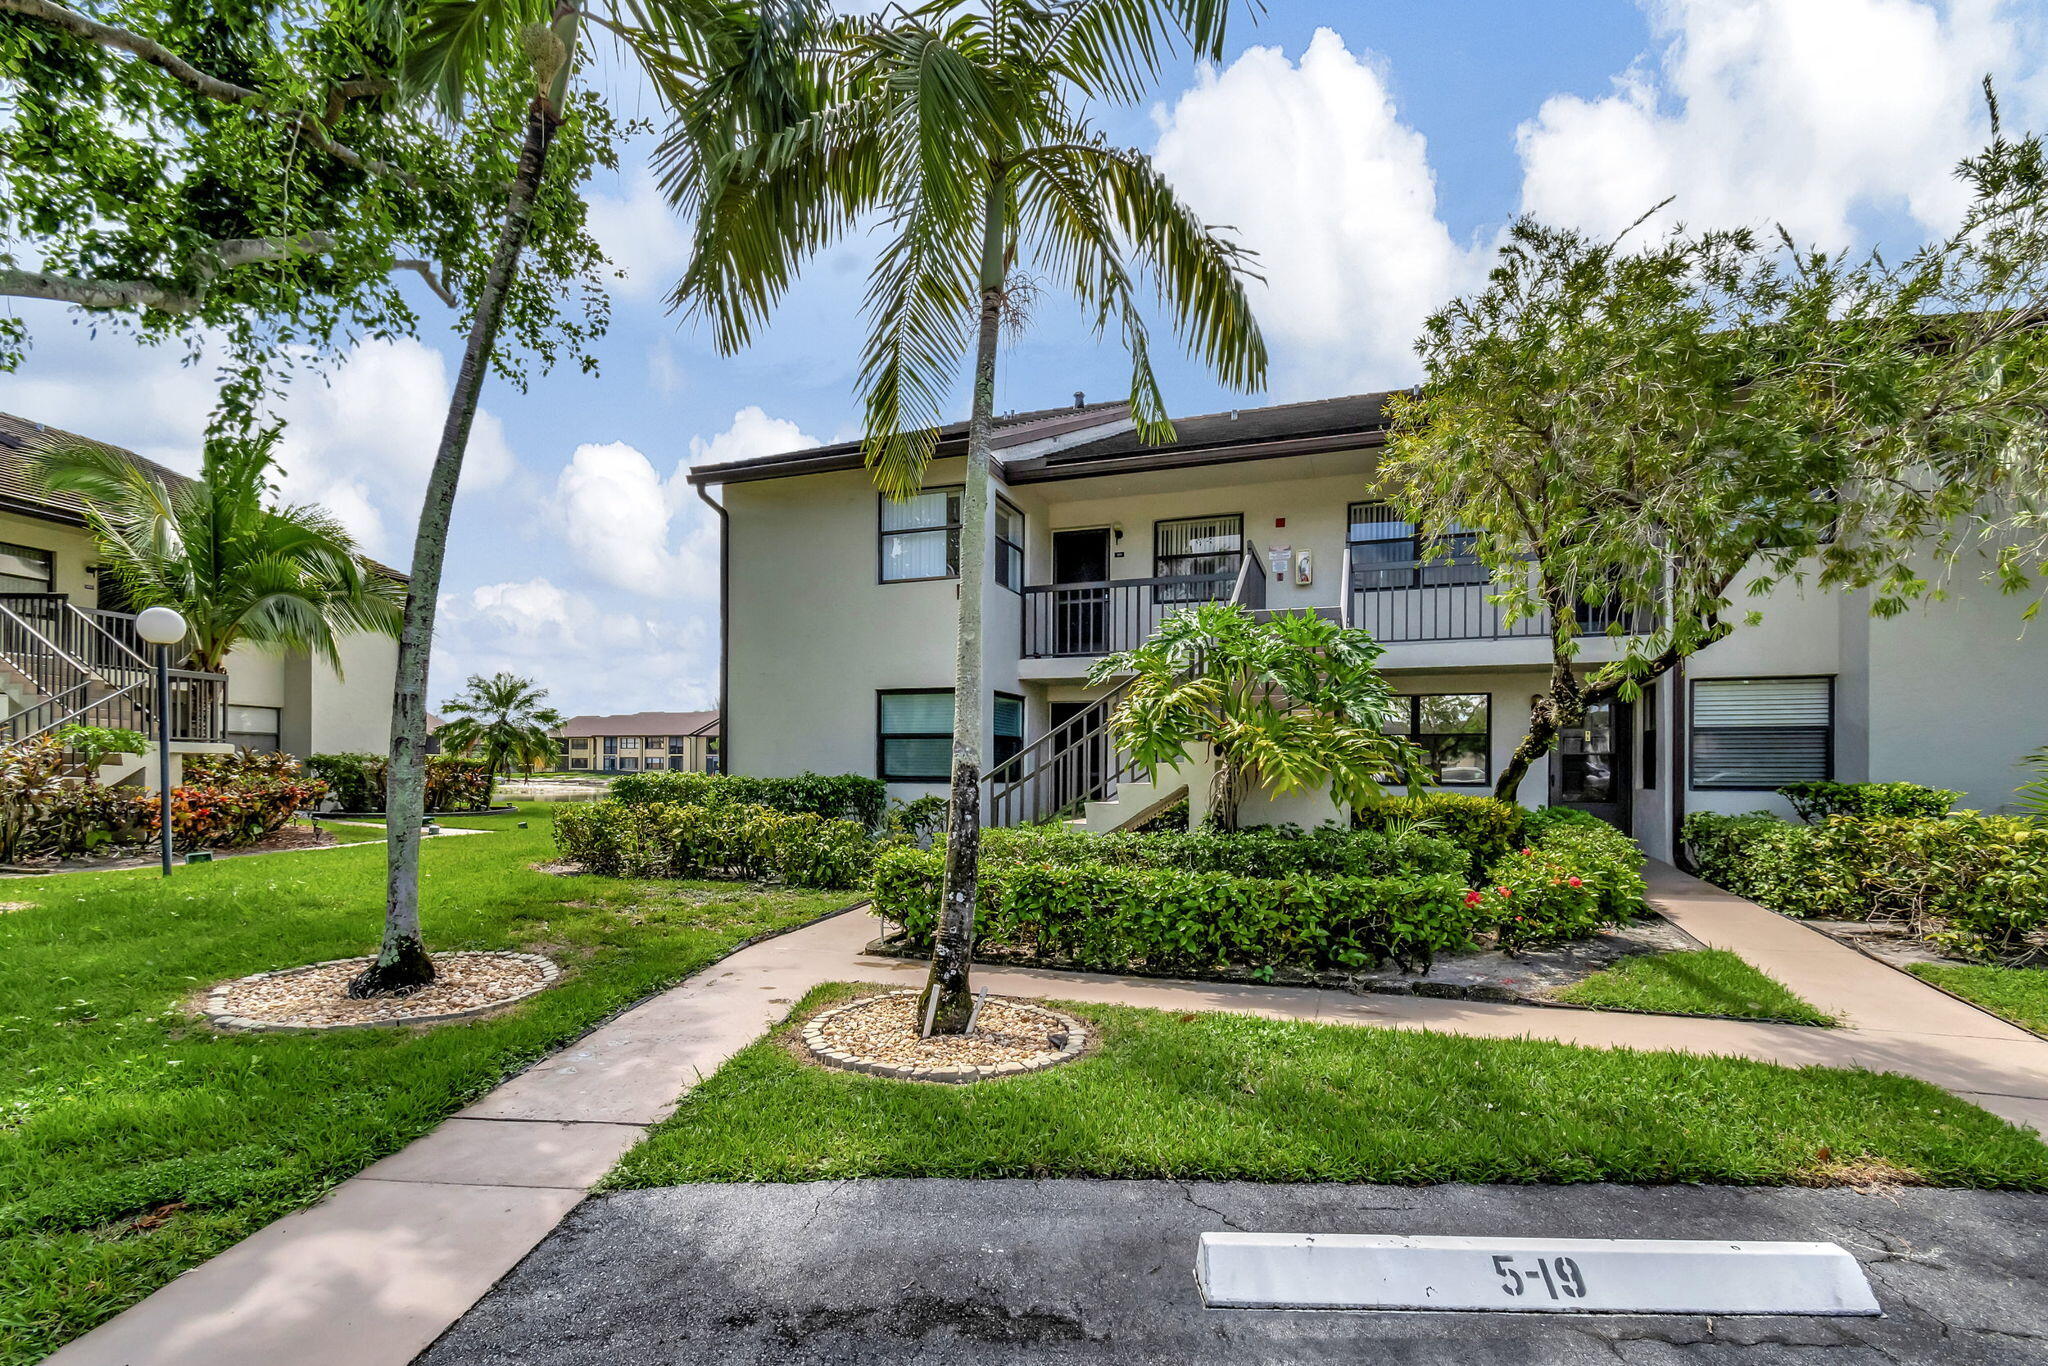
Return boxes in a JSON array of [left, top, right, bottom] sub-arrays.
[[1341, 550, 1652, 644]]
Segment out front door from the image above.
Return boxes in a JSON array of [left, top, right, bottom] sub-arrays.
[[1050, 529, 1112, 655], [1548, 699, 1631, 832]]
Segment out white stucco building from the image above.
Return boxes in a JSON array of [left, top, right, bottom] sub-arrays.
[[688, 392, 2048, 862], [0, 412, 402, 781]]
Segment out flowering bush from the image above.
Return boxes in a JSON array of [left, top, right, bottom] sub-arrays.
[[126, 775, 325, 850], [1483, 846, 1604, 950]]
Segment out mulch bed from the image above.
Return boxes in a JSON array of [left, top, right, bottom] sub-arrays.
[[0, 823, 345, 876], [202, 951, 561, 1032], [801, 990, 1087, 1083]]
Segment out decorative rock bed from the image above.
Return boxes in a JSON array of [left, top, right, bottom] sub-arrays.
[[801, 990, 1086, 1083], [203, 951, 560, 1032]]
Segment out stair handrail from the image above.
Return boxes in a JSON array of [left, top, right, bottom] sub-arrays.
[[62, 600, 156, 673], [0, 600, 97, 684]]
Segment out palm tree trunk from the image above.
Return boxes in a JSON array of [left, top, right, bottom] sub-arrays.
[[348, 91, 565, 997], [919, 180, 1006, 1035]]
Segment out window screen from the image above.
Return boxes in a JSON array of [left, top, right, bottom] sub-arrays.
[[994, 693, 1024, 768], [0, 543, 53, 595], [881, 488, 962, 582], [1154, 514, 1242, 603], [1689, 677, 1832, 789], [879, 690, 954, 781], [1346, 502, 1485, 589], [225, 704, 281, 755], [995, 500, 1024, 591]]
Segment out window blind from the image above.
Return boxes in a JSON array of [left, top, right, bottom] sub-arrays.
[[1690, 677, 1831, 789]]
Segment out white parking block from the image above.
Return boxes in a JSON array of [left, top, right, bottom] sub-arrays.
[[1195, 1232, 1880, 1316]]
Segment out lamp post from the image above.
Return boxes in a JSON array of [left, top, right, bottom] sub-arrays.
[[134, 606, 188, 877]]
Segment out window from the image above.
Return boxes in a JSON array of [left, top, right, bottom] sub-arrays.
[[1640, 683, 1659, 790], [879, 690, 954, 781], [707, 736, 721, 774], [619, 736, 640, 750], [1154, 513, 1243, 602], [1347, 502, 1486, 590], [225, 704, 281, 754], [880, 487, 962, 582], [995, 499, 1025, 591], [1689, 677, 1832, 789], [1386, 693, 1491, 786], [603, 737, 618, 753], [0, 543, 53, 595], [570, 758, 588, 770], [994, 692, 1024, 768]]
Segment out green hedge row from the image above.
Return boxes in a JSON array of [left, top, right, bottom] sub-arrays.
[[1778, 781, 1960, 822], [1684, 809, 2048, 961], [1353, 792, 1526, 877], [553, 798, 874, 889], [305, 753, 494, 812], [972, 822, 1469, 880], [609, 771, 887, 828]]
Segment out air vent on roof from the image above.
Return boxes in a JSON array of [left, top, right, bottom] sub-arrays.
[[1073, 391, 1085, 409]]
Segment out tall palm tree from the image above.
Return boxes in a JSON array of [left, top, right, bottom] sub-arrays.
[[350, 0, 820, 997], [436, 671, 563, 777], [27, 432, 402, 673], [676, 0, 1268, 1031]]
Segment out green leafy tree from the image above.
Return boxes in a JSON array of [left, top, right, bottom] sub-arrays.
[[27, 431, 403, 672], [1090, 603, 1420, 830], [678, 0, 1268, 1030], [353, 0, 816, 996], [435, 671, 562, 778], [1382, 111, 2048, 803], [0, 0, 618, 423]]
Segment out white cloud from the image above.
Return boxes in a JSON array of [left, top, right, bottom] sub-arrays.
[[1150, 28, 1484, 394], [433, 577, 717, 713], [549, 406, 817, 598], [586, 163, 690, 300], [1516, 0, 2047, 246]]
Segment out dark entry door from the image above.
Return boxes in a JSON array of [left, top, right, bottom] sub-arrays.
[[1548, 699, 1631, 832], [1050, 529, 1112, 656], [1048, 700, 1106, 809]]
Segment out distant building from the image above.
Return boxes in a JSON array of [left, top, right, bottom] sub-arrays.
[[554, 711, 720, 773]]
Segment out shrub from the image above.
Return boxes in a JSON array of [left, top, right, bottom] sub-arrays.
[[1683, 809, 2048, 961], [971, 822, 1468, 881], [1483, 817, 1645, 950], [53, 723, 147, 769], [1778, 781, 1960, 823], [305, 753, 494, 812], [184, 748, 303, 785], [134, 776, 325, 850], [1353, 792, 1525, 877], [1522, 812, 1650, 923], [872, 843, 1475, 974], [609, 770, 887, 827], [553, 799, 874, 889], [887, 794, 948, 845]]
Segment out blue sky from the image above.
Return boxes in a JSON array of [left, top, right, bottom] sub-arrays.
[[6, 0, 2046, 718]]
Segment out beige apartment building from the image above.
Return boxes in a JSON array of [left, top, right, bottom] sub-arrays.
[[688, 392, 2048, 863], [0, 412, 400, 783], [554, 711, 720, 773]]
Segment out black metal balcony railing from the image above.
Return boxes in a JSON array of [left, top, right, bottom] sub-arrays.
[[1341, 549, 1653, 643], [1020, 570, 1238, 658], [0, 593, 230, 747]]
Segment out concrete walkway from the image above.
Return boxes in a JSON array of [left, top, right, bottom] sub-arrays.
[[48, 863, 2048, 1366]]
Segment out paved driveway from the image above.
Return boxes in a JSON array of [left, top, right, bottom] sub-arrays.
[[418, 1179, 2048, 1364]]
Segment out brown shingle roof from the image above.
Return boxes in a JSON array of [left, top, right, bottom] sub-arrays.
[[554, 710, 719, 739], [687, 400, 1129, 486], [0, 410, 410, 581]]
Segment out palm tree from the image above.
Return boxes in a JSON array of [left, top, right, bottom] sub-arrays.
[[27, 431, 402, 673], [436, 672, 563, 778], [350, 0, 821, 997], [676, 0, 1268, 1030]]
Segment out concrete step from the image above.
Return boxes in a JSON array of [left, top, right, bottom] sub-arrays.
[[1080, 780, 1190, 834]]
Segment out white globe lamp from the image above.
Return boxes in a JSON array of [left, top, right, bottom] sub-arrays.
[[135, 606, 188, 646], [135, 606, 189, 876]]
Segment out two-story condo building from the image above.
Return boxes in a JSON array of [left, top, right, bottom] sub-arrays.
[[554, 711, 721, 773], [0, 412, 400, 780], [688, 392, 2048, 862]]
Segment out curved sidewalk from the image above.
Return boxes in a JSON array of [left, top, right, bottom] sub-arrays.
[[49, 862, 2048, 1366]]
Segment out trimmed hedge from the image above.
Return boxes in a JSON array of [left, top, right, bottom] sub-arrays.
[[306, 753, 494, 813], [1684, 809, 2048, 962], [873, 847, 1474, 974], [609, 771, 887, 828], [553, 798, 874, 889], [1354, 792, 1525, 877], [971, 822, 1468, 880], [1778, 781, 1959, 823]]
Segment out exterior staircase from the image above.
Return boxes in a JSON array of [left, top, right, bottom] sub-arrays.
[[0, 593, 228, 757], [982, 540, 1267, 832]]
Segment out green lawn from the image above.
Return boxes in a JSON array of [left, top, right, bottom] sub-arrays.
[[1909, 962, 2048, 1036], [0, 805, 848, 1366], [1551, 949, 1836, 1025], [608, 983, 2047, 1192]]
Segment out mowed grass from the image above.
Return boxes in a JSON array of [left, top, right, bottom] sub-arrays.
[[608, 982, 2048, 1192], [0, 805, 848, 1366], [1551, 949, 1836, 1025], [1909, 962, 2048, 1036]]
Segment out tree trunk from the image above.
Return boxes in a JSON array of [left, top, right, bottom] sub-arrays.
[[348, 94, 562, 999], [918, 180, 1007, 1036]]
